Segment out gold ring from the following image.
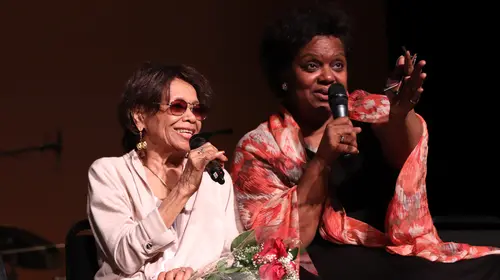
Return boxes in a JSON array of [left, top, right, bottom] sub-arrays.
[[340, 135, 345, 143]]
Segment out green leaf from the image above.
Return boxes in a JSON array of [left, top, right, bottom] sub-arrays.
[[216, 260, 226, 269], [290, 247, 299, 260], [223, 267, 242, 274], [205, 275, 221, 280], [230, 229, 256, 251]]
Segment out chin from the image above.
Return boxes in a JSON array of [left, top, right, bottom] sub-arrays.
[[175, 144, 190, 153], [311, 103, 331, 113], [308, 106, 331, 122]]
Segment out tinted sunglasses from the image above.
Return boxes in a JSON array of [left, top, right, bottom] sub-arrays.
[[157, 99, 209, 121]]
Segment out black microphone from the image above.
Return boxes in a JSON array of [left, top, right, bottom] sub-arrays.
[[189, 129, 233, 185], [328, 84, 352, 159], [328, 83, 348, 118]]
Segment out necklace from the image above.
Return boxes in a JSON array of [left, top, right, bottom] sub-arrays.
[[143, 165, 168, 188]]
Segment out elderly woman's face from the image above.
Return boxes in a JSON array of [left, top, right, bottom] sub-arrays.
[[138, 78, 202, 153], [289, 35, 347, 117]]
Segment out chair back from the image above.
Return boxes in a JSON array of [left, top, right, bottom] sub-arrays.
[[65, 219, 99, 280], [0, 257, 7, 280]]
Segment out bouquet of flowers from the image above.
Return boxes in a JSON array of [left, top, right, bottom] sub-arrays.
[[189, 228, 300, 280]]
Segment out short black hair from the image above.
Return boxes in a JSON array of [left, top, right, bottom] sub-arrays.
[[260, 2, 352, 98], [118, 62, 213, 152]]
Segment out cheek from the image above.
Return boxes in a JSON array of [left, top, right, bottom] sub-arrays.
[[294, 71, 317, 89], [152, 116, 177, 136], [335, 70, 348, 86]]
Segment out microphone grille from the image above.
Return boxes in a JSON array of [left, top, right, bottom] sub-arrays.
[[189, 135, 207, 149], [328, 83, 348, 105]]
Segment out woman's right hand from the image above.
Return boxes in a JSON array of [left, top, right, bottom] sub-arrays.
[[315, 117, 362, 165], [157, 267, 194, 280], [177, 142, 227, 196]]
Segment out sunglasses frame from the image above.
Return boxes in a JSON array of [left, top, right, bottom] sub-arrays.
[[155, 100, 208, 121]]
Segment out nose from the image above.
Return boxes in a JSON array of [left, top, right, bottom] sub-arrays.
[[317, 66, 336, 85], [182, 105, 197, 123]]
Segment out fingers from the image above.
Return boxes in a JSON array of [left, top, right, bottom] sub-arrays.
[[159, 267, 193, 280], [213, 151, 228, 162], [397, 59, 426, 110], [173, 268, 193, 280], [192, 142, 218, 156], [404, 50, 414, 75], [387, 55, 405, 83], [165, 270, 175, 280], [174, 270, 185, 280], [396, 55, 405, 66], [157, 272, 166, 280], [330, 116, 353, 126], [193, 143, 227, 162], [187, 142, 227, 173], [182, 268, 194, 280], [160, 267, 193, 280], [325, 122, 362, 154]]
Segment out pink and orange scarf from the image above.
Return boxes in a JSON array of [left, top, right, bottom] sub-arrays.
[[230, 90, 500, 268]]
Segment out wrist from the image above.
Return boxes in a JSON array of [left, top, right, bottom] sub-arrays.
[[173, 184, 193, 201], [310, 155, 332, 173]]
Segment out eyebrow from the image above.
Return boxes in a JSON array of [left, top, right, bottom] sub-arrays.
[[169, 97, 200, 104], [299, 52, 346, 60]]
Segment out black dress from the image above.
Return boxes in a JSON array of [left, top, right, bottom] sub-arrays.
[[300, 121, 500, 280]]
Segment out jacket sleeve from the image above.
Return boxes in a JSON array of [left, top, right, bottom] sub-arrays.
[[220, 170, 244, 255], [86, 158, 176, 275]]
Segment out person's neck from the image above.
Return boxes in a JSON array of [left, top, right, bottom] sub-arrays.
[[301, 117, 331, 151], [283, 101, 331, 151], [141, 148, 185, 178]]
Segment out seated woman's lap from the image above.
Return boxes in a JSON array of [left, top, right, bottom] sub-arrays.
[[303, 235, 500, 280]]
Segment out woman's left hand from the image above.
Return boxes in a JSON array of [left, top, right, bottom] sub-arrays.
[[385, 49, 427, 119], [157, 267, 194, 280]]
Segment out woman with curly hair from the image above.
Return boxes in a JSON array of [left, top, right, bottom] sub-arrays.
[[230, 3, 500, 279]]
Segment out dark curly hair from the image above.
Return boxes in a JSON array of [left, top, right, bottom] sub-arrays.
[[260, 2, 352, 98], [118, 62, 213, 152]]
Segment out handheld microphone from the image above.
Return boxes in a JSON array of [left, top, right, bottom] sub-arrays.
[[328, 83, 348, 118], [189, 128, 233, 185], [328, 84, 352, 159]]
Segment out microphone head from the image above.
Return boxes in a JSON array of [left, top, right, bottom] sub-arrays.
[[328, 83, 348, 105], [189, 134, 207, 150], [328, 83, 348, 118]]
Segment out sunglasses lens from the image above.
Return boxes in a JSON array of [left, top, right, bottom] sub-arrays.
[[168, 100, 188, 116], [166, 100, 208, 120], [192, 105, 208, 120]]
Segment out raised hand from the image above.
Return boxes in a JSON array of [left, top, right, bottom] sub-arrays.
[[177, 142, 227, 196], [385, 48, 427, 119]]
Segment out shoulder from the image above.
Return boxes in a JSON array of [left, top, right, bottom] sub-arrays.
[[87, 151, 137, 193], [235, 121, 277, 153], [236, 122, 267, 146], [88, 150, 134, 174]]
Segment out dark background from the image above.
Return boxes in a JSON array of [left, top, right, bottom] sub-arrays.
[[387, 0, 497, 216], [0, 0, 495, 279]]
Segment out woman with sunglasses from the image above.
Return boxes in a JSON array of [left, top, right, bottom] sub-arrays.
[[87, 62, 242, 280]]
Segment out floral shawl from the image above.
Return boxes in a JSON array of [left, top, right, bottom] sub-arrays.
[[230, 90, 500, 269]]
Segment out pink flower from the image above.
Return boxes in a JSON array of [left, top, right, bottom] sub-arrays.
[[259, 261, 286, 280]]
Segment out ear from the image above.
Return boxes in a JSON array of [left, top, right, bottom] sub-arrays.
[[132, 109, 147, 132], [280, 69, 294, 88]]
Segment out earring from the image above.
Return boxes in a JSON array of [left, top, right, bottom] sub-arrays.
[[281, 82, 288, 91], [136, 130, 147, 151]]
